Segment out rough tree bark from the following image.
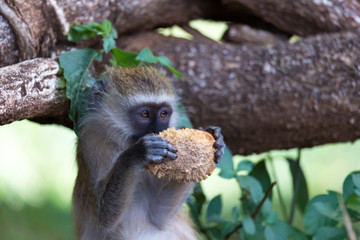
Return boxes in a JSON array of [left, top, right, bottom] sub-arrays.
[[223, 0, 360, 36], [1, 0, 360, 155], [118, 30, 360, 154], [0, 58, 70, 127], [0, 13, 18, 67], [0, 0, 225, 63]]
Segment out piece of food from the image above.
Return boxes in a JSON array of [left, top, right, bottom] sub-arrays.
[[146, 128, 216, 182]]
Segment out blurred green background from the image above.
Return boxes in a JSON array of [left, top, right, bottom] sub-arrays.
[[1, 120, 359, 239], [1, 20, 359, 239]]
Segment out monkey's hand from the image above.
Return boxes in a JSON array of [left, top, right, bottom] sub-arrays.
[[135, 135, 178, 166], [200, 126, 225, 164]]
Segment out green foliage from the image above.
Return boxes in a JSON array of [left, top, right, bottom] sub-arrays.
[[59, 49, 101, 135], [287, 157, 309, 213], [59, 20, 183, 134], [0, 201, 74, 240], [110, 49, 140, 67], [303, 171, 360, 238], [289, 35, 301, 44], [250, 160, 272, 199], [68, 19, 117, 53], [187, 152, 360, 239], [135, 48, 183, 80]]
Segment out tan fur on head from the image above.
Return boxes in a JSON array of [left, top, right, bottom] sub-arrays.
[[106, 66, 173, 97]]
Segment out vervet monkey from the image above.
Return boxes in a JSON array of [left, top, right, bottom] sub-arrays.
[[73, 66, 225, 240]]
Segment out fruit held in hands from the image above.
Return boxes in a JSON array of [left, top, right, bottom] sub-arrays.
[[146, 128, 216, 182]]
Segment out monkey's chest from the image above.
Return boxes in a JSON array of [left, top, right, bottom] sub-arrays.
[[115, 172, 171, 236]]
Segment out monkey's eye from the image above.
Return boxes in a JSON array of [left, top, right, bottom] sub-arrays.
[[160, 111, 168, 118], [141, 110, 149, 118]]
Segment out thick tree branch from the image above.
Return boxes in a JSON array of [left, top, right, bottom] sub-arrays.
[[0, 58, 70, 127], [2, 0, 360, 67], [2, 30, 360, 155], [222, 23, 287, 46], [223, 0, 360, 36], [0, 0, 222, 63], [0, 13, 18, 67], [118, 30, 360, 154]]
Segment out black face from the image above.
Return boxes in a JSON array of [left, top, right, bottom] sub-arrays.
[[129, 102, 173, 141]]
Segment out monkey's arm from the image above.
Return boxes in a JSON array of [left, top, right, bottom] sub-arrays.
[[96, 135, 178, 228]]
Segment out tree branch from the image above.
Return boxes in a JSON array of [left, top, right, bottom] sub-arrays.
[[0, 58, 70, 127], [118, 30, 360, 154], [1, 30, 360, 155], [223, 0, 360, 36]]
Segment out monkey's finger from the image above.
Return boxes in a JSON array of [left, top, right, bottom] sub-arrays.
[[213, 134, 224, 149], [143, 137, 168, 148], [147, 155, 163, 163], [211, 127, 221, 140], [165, 151, 178, 160], [143, 135, 167, 143], [148, 149, 178, 160], [214, 147, 225, 164], [166, 143, 178, 153], [145, 140, 178, 154]]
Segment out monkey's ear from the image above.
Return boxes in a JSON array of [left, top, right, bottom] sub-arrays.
[[88, 80, 107, 110]]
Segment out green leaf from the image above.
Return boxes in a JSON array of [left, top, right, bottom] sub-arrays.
[[156, 56, 172, 66], [313, 201, 341, 221], [68, 25, 97, 42], [68, 20, 118, 52], [287, 157, 309, 213], [111, 49, 140, 67], [237, 160, 254, 172], [353, 173, 360, 188], [208, 227, 223, 239], [263, 212, 278, 225], [109, 27, 117, 39], [289, 35, 301, 44], [103, 35, 116, 53], [347, 204, 360, 222], [346, 193, 360, 215], [343, 171, 360, 201], [102, 19, 112, 35], [59, 48, 101, 134], [67, 22, 107, 43], [303, 195, 338, 235], [206, 195, 222, 223], [231, 206, 240, 221], [220, 222, 236, 237], [84, 22, 103, 32], [264, 226, 277, 240], [313, 226, 347, 240], [250, 160, 272, 199], [274, 220, 308, 240], [166, 65, 183, 81], [264, 222, 290, 240], [219, 168, 235, 179], [135, 48, 158, 64], [217, 147, 234, 179], [187, 184, 206, 220], [243, 215, 256, 235], [237, 175, 264, 204]]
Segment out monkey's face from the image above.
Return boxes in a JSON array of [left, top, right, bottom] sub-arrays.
[[129, 102, 173, 141]]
